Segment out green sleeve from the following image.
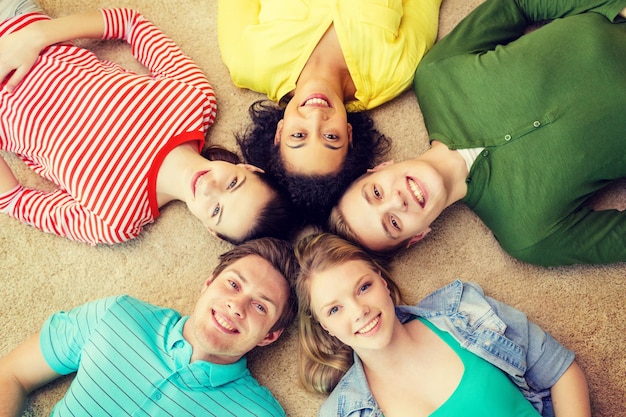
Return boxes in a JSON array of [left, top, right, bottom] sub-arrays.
[[422, 0, 626, 61]]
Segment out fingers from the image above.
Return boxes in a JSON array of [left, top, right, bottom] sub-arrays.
[[1, 68, 22, 93]]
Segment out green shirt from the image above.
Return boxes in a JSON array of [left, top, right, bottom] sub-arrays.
[[421, 318, 540, 417], [414, 0, 626, 266]]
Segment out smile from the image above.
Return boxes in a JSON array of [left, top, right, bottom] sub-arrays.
[[356, 314, 380, 335], [191, 170, 209, 197], [213, 310, 238, 333], [301, 94, 331, 108], [407, 177, 426, 208]]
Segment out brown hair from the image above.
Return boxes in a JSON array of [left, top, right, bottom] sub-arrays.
[[212, 237, 299, 333], [294, 233, 402, 394]]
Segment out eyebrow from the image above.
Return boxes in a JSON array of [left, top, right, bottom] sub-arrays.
[[215, 175, 247, 226], [232, 270, 279, 310], [360, 183, 397, 241], [317, 275, 369, 312], [286, 142, 344, 150]]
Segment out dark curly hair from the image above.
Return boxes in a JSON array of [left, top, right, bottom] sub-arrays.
[[236, 100, 391, 226], [200, 144, 299, 244]]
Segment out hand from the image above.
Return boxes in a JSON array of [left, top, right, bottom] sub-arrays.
[[0, 23, 46, 93]]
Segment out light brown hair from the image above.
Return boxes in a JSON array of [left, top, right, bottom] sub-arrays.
[[294, 233, 402, 394]]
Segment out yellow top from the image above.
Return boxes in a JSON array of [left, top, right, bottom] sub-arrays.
[[218, 0, 441, 111]]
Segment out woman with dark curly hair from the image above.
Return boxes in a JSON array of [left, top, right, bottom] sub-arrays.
[[237, 101, 390, 225], [218, 0, 441, 224]]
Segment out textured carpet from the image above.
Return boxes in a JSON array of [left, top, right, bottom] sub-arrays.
[[1, 0, 625, 416]]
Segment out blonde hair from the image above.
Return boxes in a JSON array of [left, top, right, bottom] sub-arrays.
[[294, 233, 403, 394]]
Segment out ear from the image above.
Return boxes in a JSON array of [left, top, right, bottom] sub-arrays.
[[367, 160, 395, 173], [347, 123, 353, 146], [257, 328, 284, 347], [406, 227, 432, 248], [201, 274, 216, 293], [273, 120, 284, 145], [238, 163, 265, 174]]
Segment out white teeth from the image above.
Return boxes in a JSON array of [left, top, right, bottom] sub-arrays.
[[304, 97, 330, 107], [215, 313, 235, 331], [358, 316, 379, 334], [408, 178, 425, 206]]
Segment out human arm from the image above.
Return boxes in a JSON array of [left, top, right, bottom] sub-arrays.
[[0, 333, 62, 417], [0, 186, 140, 244], [421, 0, 626, 61], [217, 0, 260, 73], [550, 360, 591, 417], [0, 10, 104, 91]]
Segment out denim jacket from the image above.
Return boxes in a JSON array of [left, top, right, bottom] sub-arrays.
[[319, 280, 574, 417]]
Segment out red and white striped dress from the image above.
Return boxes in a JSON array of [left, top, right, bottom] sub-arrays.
[[0, 9, 217, 244]]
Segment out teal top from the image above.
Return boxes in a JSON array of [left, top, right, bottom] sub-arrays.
[[421, 318, 540, 417], [40, 295, 285, 417]]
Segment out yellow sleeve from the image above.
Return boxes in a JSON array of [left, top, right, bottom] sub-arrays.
[[217, 0, 260, 70]]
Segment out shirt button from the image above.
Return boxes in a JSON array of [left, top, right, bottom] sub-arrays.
[[481, 150, 489, 157], [504, 134, 512, 141], [173, 341, 184, 349], [153, 392, 162, 400], [533, 120, 541, 127]]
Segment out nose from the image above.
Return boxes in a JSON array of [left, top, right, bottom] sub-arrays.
[[351, 301, 370, 322], [300, 106, 329, 122], [384, 189, 406, 211], [227, 298, 245, 319]]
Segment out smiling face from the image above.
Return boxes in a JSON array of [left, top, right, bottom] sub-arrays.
[[337, 159, 452, 252], [184, 255, 289, 364], [309, 260, 396, 353], [275, 81, 352, 176], [186, 161, 273, 242]]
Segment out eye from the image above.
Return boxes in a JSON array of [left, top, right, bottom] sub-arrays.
[[359, 283, 372, 294], [390, 217, 400, 230], [228, 280, 239, 291], [328, 306, 339, 316], [291, 133, 305, 139], [227, 178, 238, 189], [254, 303, 267, 314], [373, 185, 381, 199], [212, 203, 221, 217], [323, 133, 339, 141]]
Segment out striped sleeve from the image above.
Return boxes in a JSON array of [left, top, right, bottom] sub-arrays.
[[0, 185, 141, 244], [40, 296, 122, 375], [100, 8, 217, 130]]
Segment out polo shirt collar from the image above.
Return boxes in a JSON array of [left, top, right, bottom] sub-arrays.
[[165, 316, 252, 388]]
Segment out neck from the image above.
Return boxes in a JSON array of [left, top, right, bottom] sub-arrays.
[[297, 25, 356, 101], [356, 319, 416, 376], [156, 142, 200, 206], [421, 141, 469, 205]]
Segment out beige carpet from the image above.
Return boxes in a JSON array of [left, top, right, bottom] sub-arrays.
[[2, 0, 625, 416]]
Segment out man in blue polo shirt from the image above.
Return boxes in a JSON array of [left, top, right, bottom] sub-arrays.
[[0, 237, 299, 417]]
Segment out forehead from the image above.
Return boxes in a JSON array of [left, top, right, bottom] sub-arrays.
[[217, 178, 273, 241], [217, 255, 288, 302], [338, 183, 394, 251], [309, 260, 376, 307]]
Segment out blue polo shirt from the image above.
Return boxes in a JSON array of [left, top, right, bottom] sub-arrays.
[[40, 295, 285, 417]]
